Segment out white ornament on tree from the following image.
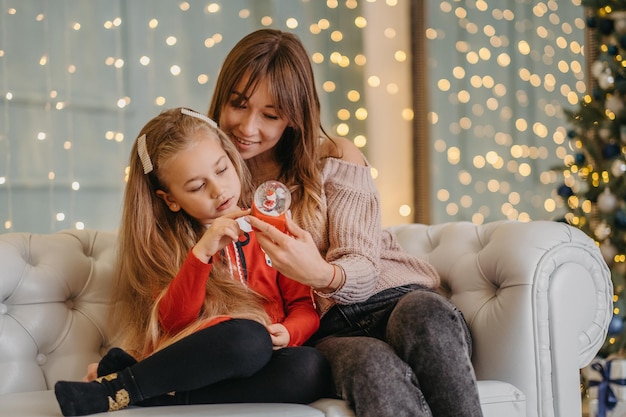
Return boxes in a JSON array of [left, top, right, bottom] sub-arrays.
[[617, 18, 626, 34], [591, 60, 606, 78], [595, 221, 612, 241], [597, 188, 619, 213], [600, 126, 613, 140], [575, 179, 589, 195], [611, 159, 626, 177], [606, 94, 625, 114], [598, 71, 616, 90], [614, 11, 626, 33]]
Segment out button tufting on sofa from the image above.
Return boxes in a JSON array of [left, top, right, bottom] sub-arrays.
[[36, 354, 47, 366]]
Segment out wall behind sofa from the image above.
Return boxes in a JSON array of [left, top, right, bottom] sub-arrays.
[[0, 0, 391, 232], [0, 0, 585, 232]]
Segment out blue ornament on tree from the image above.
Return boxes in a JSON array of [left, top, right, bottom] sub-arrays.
[[598, 18, 615, 35], [609, 314, 625, 335], [557, 184, 574, 198], [603, 143, 621, 159], [593, 86, 604, 100], [616, 78, 626, 94], [616, 209, 626, 228], [587, 16, 597, 28], [575, 153, 586, 164], [609, 44, 620, 55]]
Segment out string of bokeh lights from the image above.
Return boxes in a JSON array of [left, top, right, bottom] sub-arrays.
[[1, 0, 387, 231], [427, 0, 585, 224], [0, 0, 587, 231]]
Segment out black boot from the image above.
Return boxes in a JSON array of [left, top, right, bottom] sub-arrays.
[[54, 368, 144, 416], [97, 347, 137, 377]]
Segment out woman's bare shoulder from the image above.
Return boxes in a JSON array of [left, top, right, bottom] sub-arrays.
[[321, 136, 365, 166]]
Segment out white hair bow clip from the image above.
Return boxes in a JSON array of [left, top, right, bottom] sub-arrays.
[[181, 108, 218, 128], [137, 134, 153, 174]]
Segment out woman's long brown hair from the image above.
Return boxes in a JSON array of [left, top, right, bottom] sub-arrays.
[[209, 29, 335, 235]]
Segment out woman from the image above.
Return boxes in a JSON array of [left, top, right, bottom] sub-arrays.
[[209, 29, 484, 417]]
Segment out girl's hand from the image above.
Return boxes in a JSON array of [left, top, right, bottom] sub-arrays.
[[246, 215, 335, 289], [267, 323, 290, 349], [193, 209, 251, 263]]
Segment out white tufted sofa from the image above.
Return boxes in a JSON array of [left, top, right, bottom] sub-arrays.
[[0, 220, 612, 417]]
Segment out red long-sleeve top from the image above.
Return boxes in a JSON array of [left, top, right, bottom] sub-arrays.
[[158, 231, 319, 346]]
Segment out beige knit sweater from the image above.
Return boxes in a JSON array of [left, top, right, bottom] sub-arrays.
[[311, 157, 440, 315]]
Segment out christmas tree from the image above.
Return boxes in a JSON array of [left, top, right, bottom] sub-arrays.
[[560, 0, 626, 356]]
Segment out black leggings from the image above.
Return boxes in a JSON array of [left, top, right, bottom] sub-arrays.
[[128, 318, 331, 406]]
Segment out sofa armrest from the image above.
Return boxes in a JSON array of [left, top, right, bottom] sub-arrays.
[[390, 220, 612, 417]]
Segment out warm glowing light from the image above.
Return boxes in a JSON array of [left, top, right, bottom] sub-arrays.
[[399, 205, 411, 217], [0, 0, 584, 233]]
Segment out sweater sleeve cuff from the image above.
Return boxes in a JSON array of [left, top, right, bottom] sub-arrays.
[[186, 248, 214, 269]]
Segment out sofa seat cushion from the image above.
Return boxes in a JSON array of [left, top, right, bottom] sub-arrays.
[[0, 390, 325, 417], [0, 380, 525, 417], [307, 380, 526, 417], [478, 380, 526, 417]]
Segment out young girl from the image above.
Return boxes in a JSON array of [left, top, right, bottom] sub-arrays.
[[53, 107, 329, 416], [208, 29, 484, 417]]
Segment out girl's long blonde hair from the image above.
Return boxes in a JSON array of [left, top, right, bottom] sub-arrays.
[[110, 107, 269, 359], [209, 29, 336, 234]]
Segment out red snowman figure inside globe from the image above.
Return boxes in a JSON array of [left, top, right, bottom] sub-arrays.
[[251, 180, 291, 232], [263, 188, 278, 212]]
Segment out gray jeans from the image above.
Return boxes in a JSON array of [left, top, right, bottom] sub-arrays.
[[309, 285, 483, 417]]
